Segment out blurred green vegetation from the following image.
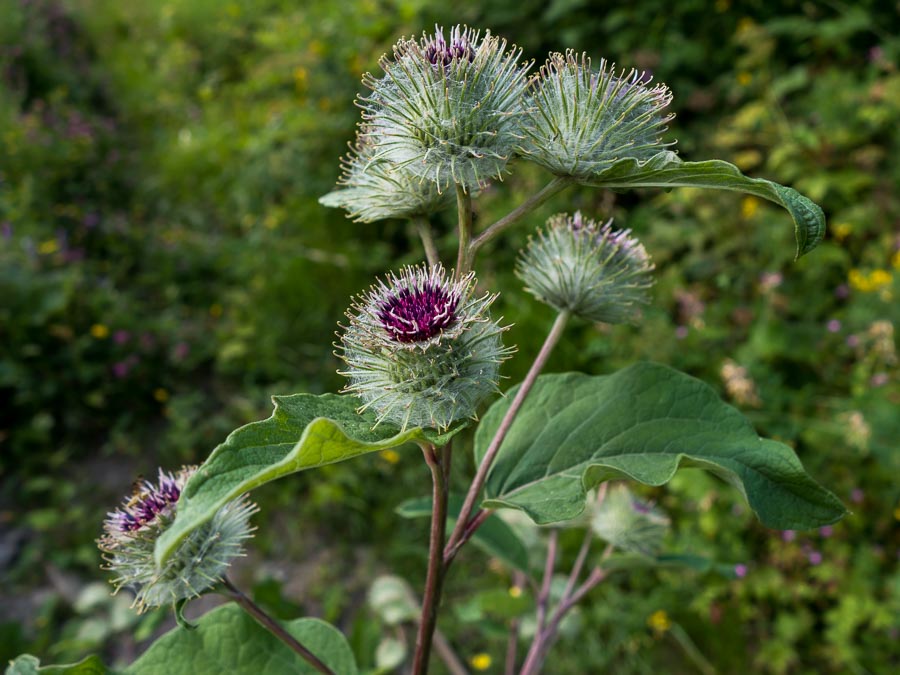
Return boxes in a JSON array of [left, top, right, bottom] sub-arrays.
[[1, 0, 898, 672]]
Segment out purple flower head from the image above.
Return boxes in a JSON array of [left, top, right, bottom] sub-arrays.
[[781, 530, 796, 542], [377, 280, 460, 343], [808, 550, 823, 565], [819, 525, 834, 538], [113, 329, 131, 345], [827, 319, 841, 333], [339, 263, 510, 431], [104, 467, 193, 536], [851, 488, 864, 504], [734, 563, 748, 578], [423, 25, 476, 67]]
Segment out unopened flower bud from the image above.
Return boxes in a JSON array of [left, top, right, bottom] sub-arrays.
[[516, 211, 654, 324], [319, 127, 449, 222], [98, 467, 257, 612], [590, 484, 669, 556], [339, 264, 511, 431], [360, 26, 530, 192], [520, 51, 673, 180]]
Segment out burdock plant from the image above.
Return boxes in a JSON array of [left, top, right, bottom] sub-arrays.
[[13, 24, 845, 675]]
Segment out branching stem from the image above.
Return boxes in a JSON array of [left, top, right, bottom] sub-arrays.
[[470, 177, 571, 256], [444, 310, 571, 564], [412, 443, 449, 675]]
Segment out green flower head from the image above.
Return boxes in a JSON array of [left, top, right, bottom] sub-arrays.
[[359, 25, 530, 193], [520, 51, 673, 180], [98, 467, 257, 613], [517, 211, 654, 324]]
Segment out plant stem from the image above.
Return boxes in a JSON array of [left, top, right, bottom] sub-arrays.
[[415, 217, 441, 267], [535, 529, 558, 631], [470, 177, 571, 256], [433, 628, 470, 675], [444, 310, 571, 563], [455, 184, 474, 276], [221, 577, 335, 675], [412, 443, 449, 675]]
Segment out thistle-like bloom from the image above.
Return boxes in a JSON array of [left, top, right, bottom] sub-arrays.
[[319, 128, 449, 222], [359, 25, 530, 192], [590, 484, 670, 557], [516, 211, 654, 324], [339, 264, 511, 431], [98, 467, 257, 613], [519, 51, 673, 180]]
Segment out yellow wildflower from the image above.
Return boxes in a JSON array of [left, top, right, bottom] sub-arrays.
[[379, 449, 400, 465], [38, 239, 59, 255], [832, 223, 852, 241], [648, 609, 671, 634], [892, 250, 900, 270], [153, 388, 170, 403], [509, 585, 523, 599], [737, 72, 752, 86], [470, 653, 492, 671], [90, 324, 110, 339], [870, 269, 892, 288], [741, 196, 759, 219]]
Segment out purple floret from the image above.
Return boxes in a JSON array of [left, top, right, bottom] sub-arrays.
[[377, 281, 459, 343]]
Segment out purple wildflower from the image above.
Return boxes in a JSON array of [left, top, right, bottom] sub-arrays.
[[423, 25, 475, 67], [377, 281, 459, 343], [734, 564, 748, 578], [827, 319, 841, 333], [105, 468, 187, 535], [850, 488, 864, 504], [675, 326, 689, 340], [113, 330, 130, 345], [782, 530, 796, 542], [808, 550, 823, 565], [819, 525, 833, 538]]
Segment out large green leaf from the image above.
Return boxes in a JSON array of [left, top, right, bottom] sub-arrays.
[[582, 151, 825, 258], [124, 604, 356, 674], [156, 394, 461, 567], [476, 363, 846, 529], [5, 656, 109, 675], [396, 494, 530, 572]]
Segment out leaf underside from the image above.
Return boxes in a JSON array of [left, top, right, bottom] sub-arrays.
[[581, 151, 825, 258], [155, 393, 462, 567], [475, 363, 846, 530]]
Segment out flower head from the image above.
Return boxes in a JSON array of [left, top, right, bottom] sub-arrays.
[[520, 51, 673, 180], [339, 264, 511, 431], [590, 483, 670, 556], [319, 128, 449, 222], [98, 467, 257, 612], [516, 211, 654, 324], [359, 25, 530, 192]]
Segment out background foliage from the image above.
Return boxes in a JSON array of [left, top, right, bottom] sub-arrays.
[[2, 0, 898, 672]]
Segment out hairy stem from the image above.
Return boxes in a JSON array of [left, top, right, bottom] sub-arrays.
[[470, 177, 571, 256], [444, 310, 571, 563], [415, 217, 441, 267], [455, 184, 474, 277], [221, 577, 335, 675], [412, 443, 449, 675]]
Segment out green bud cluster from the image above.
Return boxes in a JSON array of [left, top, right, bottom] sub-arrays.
[[516, 211, 654, 324]]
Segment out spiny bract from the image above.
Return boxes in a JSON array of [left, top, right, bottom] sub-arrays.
[[98, 467, 257, 612], [516, 211, 654, 324], [339, 264, 512, 431]]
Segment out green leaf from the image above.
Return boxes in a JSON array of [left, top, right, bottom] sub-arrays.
[[582, 151, 825, 258], [5, 655, 109, 675], [396, 494, 530, 572], [124, 604, 356, 674], [156, 393, 461, 567], [476, 363, 846, 530]]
